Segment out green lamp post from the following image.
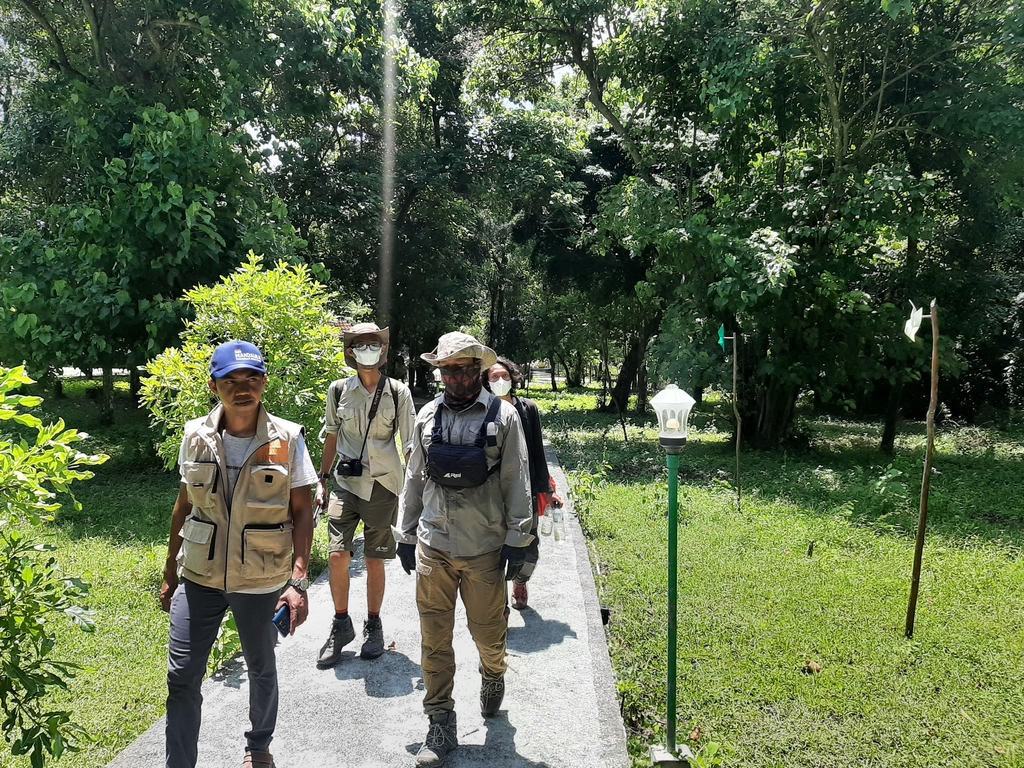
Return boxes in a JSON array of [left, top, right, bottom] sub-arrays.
[[649, 384, 697, 767]]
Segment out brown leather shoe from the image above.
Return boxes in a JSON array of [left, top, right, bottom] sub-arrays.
[[243, 752, 276, 767]]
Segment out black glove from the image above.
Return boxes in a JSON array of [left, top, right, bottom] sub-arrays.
[[499, 545, 527, 582], [397, 542, 416, 575]]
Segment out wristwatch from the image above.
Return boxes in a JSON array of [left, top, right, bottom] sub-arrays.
[[287, 577, 309, 593]]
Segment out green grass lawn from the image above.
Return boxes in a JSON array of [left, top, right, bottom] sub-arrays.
[[529, 385, 1024, 768], [3, 379, 1022, 767]]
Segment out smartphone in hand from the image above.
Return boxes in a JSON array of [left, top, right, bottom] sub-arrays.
[[272, 605, 290, 637]]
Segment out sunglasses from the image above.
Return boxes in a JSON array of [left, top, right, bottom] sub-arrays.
[[350, 342, 383, 352], [439, 364, 479, 377]]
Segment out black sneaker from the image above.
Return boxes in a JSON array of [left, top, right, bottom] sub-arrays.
[[415, 711, 457, 766], [316, 614, 355, 669], [360, 615, 385, 659], [480, 675, 505, 717]]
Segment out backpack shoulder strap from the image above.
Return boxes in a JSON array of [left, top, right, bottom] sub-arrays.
[[475, 396, 503, 448], [431, 398, 445, 444], [386, 378, 400, 436]]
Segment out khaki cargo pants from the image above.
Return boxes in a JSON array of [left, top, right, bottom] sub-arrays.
[[416, 543, 507, 716]]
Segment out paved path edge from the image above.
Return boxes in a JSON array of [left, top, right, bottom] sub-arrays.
[[546, 441, 630, 768]]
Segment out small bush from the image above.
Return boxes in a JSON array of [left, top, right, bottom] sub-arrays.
[[140, 252, 352, 468], [0, 366, 108, 767]]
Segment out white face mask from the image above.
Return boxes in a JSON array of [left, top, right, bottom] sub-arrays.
[[489, 377, 512, 397], [353, 348, 382, 367]]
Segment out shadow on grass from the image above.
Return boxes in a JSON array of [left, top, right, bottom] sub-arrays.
[[547, 406, 1024, 548], [55, 472, 178, 546]]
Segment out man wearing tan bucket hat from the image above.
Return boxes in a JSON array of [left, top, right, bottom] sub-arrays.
[[394, 331, 533, 767], [315, 322, 415, 667]]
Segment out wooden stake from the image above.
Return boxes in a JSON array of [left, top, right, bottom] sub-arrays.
[[905, 299, 938, 639]]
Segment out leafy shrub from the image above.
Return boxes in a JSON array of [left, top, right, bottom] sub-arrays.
[[140, 253, 351, 468], [0, 366, 108, 767]]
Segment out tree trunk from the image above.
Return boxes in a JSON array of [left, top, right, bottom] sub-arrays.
[[130, 366, 142, 397], [599, 340, 611, 410], [635, 359, 648, 415], [548, 359, 558, 392], [609, 337, 643, 414], [880, 378, 904, 454], [100, 366, 115, 425], [754, 377, 798, 446]]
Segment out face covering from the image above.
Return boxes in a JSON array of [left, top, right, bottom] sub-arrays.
[[352, 347, 383, 367], [441, 363, 482, 408], [489, 377, 512, 397]]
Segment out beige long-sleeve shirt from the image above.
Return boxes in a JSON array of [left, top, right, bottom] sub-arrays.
[[394, 389, 533, 557]]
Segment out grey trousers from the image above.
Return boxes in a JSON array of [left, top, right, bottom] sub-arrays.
[[166, 579, 281, 768]]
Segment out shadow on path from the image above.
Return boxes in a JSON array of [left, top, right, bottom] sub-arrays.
[[404, 717, 554, 767], [328, 648, 423, 699], [506, 609, 577, 655]]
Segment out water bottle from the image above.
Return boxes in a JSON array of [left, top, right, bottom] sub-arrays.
[[540, 507, 553, 536], [552, 500, 565, 542]]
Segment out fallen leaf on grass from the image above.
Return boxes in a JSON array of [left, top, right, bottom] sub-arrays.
[[960, 710, 978, 725], [803, 660, 823, 675], [689, 726, 702, 742], [995, 747, 1006, 755]]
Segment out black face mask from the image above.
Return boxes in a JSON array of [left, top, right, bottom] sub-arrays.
[[441, 363, 482, 408]]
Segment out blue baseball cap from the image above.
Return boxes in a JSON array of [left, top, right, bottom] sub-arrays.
[[209, 340, 266, 378]]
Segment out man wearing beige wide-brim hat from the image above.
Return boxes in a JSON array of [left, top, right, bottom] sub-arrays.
[[394, 331, 532, 767], [315, 321, 415, 668]]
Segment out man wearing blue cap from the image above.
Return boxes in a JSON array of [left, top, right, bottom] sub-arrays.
[[159, 340, 318, 768]]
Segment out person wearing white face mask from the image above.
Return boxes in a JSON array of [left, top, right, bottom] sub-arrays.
[[483, 357, 562, 610], [315, 322, 416, 667]]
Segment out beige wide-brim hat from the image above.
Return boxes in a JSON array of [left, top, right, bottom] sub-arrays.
[[421, 331, 497, 369], [342, 322, 390, 346]]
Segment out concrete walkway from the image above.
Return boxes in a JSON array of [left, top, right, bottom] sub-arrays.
[[108, 447, 629, 768]]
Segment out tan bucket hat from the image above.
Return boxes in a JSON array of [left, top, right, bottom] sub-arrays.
[[342, 322, 389, 347], [421, 331, 497, 368]]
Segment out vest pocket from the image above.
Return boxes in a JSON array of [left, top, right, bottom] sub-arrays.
[[248, 464, 290, 508], [241, 525, 293, 580], [183, 461, 218, 509], [180, 516, 216, 576]]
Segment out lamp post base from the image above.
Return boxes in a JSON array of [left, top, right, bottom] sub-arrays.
[[649, 744, 694, 767]]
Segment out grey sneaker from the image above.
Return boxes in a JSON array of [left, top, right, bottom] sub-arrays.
[[415, 712, 457, 766], [316, 614, 355, 669], [360, 615, 385, 659], [480, 675, 505, 717]]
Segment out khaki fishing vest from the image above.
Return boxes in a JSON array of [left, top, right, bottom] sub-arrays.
[[178, 404, 304, 592]]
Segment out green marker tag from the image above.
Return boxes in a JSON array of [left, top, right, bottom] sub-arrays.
[[718, 324, 726, 351]]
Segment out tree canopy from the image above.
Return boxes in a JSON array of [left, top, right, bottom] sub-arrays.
[[0, 0, 1021, 445]]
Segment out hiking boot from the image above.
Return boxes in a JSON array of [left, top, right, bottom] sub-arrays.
[[480, 675, 505, 717], [242, 751, 275, 767], [360, 615, 385, 659], [415, 711, 457, 766], [512, 581, 528, 610], [316, 614, 355, 669]]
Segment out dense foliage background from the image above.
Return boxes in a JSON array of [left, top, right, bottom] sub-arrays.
[[1, 0, 1022, 432]]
